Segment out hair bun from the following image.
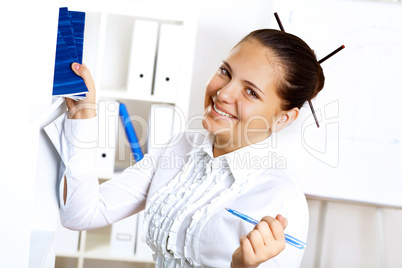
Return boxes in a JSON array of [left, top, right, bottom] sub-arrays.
[[241, 29, 326, 111], [312, 62, 325, 100]]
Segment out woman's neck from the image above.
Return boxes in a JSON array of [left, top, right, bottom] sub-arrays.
[[212, 132, 271, 157], [212, 143, 240, 158]]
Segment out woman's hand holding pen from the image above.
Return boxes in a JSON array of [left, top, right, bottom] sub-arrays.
[[231, 215, 288, 268], [66, 62, 97, 119]]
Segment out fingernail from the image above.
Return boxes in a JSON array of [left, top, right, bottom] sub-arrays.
[[73, 63, 80, 70]]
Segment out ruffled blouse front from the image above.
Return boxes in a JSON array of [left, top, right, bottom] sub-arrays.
[[144, 148, 251, 267]]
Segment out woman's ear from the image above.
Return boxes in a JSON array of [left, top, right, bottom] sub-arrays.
[[272, 107, 299, 133]]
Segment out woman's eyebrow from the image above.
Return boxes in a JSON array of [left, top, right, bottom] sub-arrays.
[[245, 81, 265, 95], [222, 60, 232, 73], [222, 60, 265, 96], [245, 80, 265, 95]]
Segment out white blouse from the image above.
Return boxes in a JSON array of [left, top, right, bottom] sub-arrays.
[[45, 113, 309, 267]]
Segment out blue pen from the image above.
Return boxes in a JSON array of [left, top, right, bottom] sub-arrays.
[[225, 208, 307, 249]]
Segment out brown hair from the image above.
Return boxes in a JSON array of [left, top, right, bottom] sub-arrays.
[[241, 29, 325, 111]]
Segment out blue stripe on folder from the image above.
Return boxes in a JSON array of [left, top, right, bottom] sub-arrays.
[[53, 31, 88, 97], [58, 7, 78, 62], [69, 11, 86, 64], [119, 103, 144, 162]]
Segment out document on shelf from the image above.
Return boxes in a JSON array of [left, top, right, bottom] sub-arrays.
[[153, 23, 184, 99], [110, 214, 138, 256], [96, 100, 119, 179], [127, 20, 159, 97]]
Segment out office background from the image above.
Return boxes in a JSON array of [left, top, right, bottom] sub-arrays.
[[1, 0, 401, 267]]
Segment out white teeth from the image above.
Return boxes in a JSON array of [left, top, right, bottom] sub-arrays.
[[213, 104, 234, 118]]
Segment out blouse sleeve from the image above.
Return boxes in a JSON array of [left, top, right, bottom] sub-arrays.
[[45, 112, 159, 230]]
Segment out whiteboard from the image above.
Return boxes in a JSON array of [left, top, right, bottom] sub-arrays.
[[268, 0, 402, 207]]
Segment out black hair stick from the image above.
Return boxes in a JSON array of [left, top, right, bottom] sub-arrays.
[[308, 100, 320, 128], [274, 12, 285, 31], [318, 45, 345, 64]]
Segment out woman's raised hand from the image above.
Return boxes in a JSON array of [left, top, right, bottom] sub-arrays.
[[66, 63, 97, 119], [231, 214, 288, 268]]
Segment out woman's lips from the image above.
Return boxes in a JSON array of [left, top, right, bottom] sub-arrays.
[[211, 99, 237, 119]]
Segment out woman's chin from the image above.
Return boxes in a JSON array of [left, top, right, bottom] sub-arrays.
[[201, 115, 213, 133], [201, 120, 209, 132]]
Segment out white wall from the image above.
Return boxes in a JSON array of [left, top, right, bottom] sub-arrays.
[[303, 198, 402, 268]]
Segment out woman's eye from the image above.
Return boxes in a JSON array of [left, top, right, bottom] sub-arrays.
[[246, 88, 259, 99], [219, 67, 230, 78]]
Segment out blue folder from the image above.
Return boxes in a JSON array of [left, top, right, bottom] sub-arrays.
[[52, 7, 87, 100]]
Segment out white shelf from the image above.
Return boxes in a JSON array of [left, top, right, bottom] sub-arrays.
[[99, 89, 176, 104], [84, 229, 112, 258], [56, 228, 154, 264], [56, 252, 81, 258], [98, 171, 123, 181]]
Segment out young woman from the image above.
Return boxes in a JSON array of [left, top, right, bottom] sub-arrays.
[[46, 29, 324, 267]]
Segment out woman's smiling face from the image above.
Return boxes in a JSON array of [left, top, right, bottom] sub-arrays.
[[202, 39, 285, 152]]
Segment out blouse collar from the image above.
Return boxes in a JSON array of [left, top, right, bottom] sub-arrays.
[[187, 132, 276, 183]]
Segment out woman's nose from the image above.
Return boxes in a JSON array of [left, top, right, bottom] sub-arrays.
[[216, 82, 239, 104]]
